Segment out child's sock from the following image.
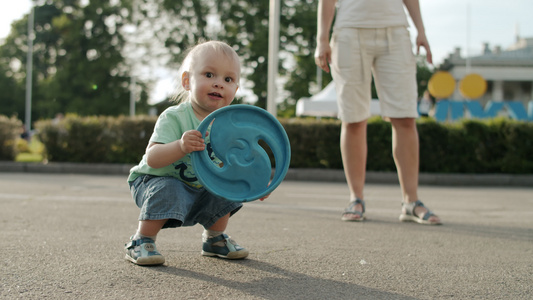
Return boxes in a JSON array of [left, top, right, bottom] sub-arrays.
[[202, 229, 224, 242], [133, 231, 157, 241]]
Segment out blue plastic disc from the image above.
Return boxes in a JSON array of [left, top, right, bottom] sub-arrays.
[[191, 105, 291, 202]]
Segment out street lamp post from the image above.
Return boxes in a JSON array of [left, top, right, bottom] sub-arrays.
[[25, 7, 34, 132], [267, 0, 280, 117], [130, 76, 136, 116]]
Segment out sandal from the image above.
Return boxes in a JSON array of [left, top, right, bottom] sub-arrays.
[[341, 198, 365, 222], [124, 236, 165, 266], [201, 233, 249, 259], [399, 200, 441, 225]]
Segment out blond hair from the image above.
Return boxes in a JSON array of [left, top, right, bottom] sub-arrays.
[[172, 40, 241, 103]]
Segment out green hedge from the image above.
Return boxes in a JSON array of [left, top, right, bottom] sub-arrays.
[[0, 116, 23, 160], [11, 114, 531, 174], [34, 114, 157, 164]]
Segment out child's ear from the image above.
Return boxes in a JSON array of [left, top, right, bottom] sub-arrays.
[[182, 72, 190, 90]]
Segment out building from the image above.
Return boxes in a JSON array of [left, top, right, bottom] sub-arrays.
[[440, 35, 533, 108]]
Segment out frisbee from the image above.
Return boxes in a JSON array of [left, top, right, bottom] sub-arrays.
[[191, 105, 291, 202]]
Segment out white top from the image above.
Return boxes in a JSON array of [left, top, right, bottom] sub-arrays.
[[334, 0, 409, 28]]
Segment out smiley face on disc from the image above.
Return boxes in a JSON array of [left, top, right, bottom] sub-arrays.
[[191, 105, 291, 202]]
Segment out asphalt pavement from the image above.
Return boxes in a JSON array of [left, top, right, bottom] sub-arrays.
[[1, 170, 532, 299]]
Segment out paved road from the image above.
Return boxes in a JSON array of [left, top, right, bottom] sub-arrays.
[[1, 172, 532, 299]]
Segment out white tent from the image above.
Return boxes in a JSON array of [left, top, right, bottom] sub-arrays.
[[295, 82, 381, 117]]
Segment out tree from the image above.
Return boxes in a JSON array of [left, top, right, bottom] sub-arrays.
[[0, 0, 434, 121], [122, 0, 229, 106], [280, 0, 330, 113], [0, 15, 33, 120], [0, 0, 150, 122], [215, 1, 270, 108], [37, 0, 142, 117], [415, 56, 433, 98], [216, 0, 330, 111], [0, 62, 25, 119]]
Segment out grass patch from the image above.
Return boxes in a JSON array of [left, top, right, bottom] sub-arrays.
[[15, 152, 43, 162], [15, 137, 44, 162]]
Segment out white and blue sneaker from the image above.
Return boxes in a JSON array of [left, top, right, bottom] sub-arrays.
[[125, 237, 165, 266], [201, 234, 249, 260]]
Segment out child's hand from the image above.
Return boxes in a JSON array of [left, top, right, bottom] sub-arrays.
[[259, 194, 270, 201], [180, 130, 205, 153]]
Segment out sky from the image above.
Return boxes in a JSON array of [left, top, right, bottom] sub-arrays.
[[1, 0, 532, 101]]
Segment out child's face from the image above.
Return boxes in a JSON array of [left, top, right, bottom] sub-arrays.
[[182, 49, 240, 120]]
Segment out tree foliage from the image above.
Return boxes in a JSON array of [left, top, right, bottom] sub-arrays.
[[0, 0, 433, 124], [0, 0, 150, 123]]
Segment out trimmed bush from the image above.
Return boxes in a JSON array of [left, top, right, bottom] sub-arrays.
[[0, 116, 23, 161], [282, 117, 343, 169], [107, 115, 157, 163], [28, 114, 533, 174], [36, 115, 113, 163], [35, 114, 156, 163], [366, 117, 394, 171]]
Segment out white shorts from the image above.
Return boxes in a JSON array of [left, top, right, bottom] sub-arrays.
[[330, 26, 418, 123]]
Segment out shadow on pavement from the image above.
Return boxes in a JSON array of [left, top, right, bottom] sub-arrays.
[[151, 259, 418, 300]]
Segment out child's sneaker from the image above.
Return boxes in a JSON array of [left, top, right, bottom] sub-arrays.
[[201, 233, 249, 259], [125, 237, 165, 266]]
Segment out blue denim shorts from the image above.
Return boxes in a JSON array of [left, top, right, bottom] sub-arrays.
[[129, 175, 242, 229]]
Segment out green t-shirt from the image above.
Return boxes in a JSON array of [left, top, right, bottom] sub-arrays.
[[128, 102, 205, 188]]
